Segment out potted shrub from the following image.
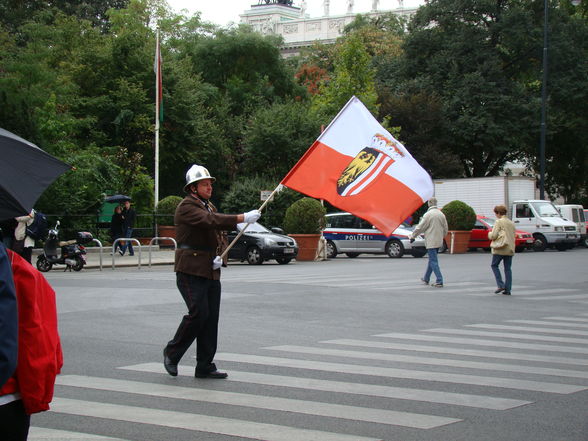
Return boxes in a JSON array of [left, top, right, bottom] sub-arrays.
[[156, 195, 183, 241], [441, 200, 476, 254], [283, 197, 326, 261]]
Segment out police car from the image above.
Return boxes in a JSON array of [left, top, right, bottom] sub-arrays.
[[323, 212, 427, 258]]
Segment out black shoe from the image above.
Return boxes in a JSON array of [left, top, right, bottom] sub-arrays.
[[494, 288, 505, 294], [129, 253, 134, 256], [195, 364, 228, 379], [195, 369, 228, 379], [502, 291, 511, 295], [163, 349, 178, 377], [118, 250, 124, 256]]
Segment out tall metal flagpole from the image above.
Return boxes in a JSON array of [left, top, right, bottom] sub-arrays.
[[154, 29, 160, 211]]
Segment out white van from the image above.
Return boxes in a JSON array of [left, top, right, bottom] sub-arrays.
[[323, 212, 427, 258], [556, 204, 586, 246], [511, 200, 578, 251]]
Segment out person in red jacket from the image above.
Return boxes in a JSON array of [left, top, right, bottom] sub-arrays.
[[0, 249, 63, 441]]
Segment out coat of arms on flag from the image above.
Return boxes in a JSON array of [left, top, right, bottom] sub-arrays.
[[281, 96, 433, 236]]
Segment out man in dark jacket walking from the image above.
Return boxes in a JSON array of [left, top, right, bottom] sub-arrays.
[[163, 164, 260, 379], [120, 200, 136, 256]]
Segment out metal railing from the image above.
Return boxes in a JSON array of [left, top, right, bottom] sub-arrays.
[[148, 237, 177, 268], [111, 238, 142, 270]]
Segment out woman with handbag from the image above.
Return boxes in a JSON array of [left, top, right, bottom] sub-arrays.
[[488, 205, 516, 295]]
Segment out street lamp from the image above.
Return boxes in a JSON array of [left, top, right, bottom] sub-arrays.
[[539, 0, 581, 200]]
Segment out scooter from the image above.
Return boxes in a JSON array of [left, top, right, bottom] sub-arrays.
[[36, 221, 93, 272]]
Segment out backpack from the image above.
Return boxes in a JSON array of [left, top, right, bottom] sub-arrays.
[[26, 211, 49, 241]]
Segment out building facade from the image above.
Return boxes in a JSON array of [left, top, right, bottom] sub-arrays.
[[240, 1, 417, 56]]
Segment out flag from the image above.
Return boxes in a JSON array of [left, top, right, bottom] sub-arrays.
[[281, 96, 433, 236], [154, 30, 163, 128]]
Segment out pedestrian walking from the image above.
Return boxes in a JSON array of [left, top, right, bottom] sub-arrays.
[[119, 200, 136, 256], [14, 211, 35, 264], [163, 164, 261, 379], [410, 197, 448, 287], [489, 204, 516, 295], [109, 205, 125, 255]]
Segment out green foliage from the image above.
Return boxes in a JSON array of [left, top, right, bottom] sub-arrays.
[[155, 195, 182, 225], [441, 200, 476, 231], [242, 100, 321, 181], [220, 177, 299, 229], [130, 173, 154, 228], [311, 33, 378, 118], [283, 197, 326, 234]]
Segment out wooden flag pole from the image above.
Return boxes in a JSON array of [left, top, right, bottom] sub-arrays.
[[219, 184, 282, 260]]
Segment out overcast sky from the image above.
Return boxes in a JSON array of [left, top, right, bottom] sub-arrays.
[[167, 0, 424, 27]]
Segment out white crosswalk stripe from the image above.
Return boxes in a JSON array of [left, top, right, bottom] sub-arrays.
[[28, 427, 130, 441], [424, 328, 588, 344], [466, 323, 588, 336], [56, 375, 460, 429], [48, 397, 381, 441], [263, 345, 588, 379], [322, 338, 588, 366], [121, 363, 530, 410], [212, 353, 585, 393], [374, 332, 588, 354], [30, 313, 588, 441]]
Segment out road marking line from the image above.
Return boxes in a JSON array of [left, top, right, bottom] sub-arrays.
[[28, 427, 129, 441], [466, 324, 588, 336], [211, 353, 586, 394], [265, 345, 588, 379], [119, 363, 530, 410], [374, 332, 588, 354], [424, 329, 588, 345], [506, 320, 588, 329], [56, 375, 459, 429], [322, 339, 588, 366], [49, 397, 381, 441]]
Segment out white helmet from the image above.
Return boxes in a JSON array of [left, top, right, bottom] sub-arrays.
[[184, 164, 215, 192]]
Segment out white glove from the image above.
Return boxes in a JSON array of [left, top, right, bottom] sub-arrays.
[[212, 256, 222, 270], [243, 209, 261, 224]]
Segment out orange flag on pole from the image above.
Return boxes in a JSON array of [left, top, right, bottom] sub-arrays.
[[281, 96, 433, 236]]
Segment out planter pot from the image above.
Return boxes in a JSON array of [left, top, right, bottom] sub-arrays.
[[445, 230, 471, 254], [289, 234, 321, 261], [157, 225, 176, 238]]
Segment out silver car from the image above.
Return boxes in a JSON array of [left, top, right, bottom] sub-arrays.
[[323, 212, 427, 258]]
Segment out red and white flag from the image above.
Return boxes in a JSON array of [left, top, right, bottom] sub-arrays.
[[281, 96, 433, 236]]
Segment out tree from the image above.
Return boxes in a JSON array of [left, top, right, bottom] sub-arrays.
[[311, 33, 379, 118], [386, 0, 539, 178], [242, 100, 321, 182]]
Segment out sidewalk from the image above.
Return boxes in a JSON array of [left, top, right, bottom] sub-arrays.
[[33, 245, 176, 270]]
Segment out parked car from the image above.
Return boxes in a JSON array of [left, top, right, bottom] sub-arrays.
[[323, 212, 427, 258], [227, 222, 298, 265], [469, 215, 534, 252]]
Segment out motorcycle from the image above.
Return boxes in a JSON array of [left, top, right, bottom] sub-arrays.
[[36, 221, 93, 272]]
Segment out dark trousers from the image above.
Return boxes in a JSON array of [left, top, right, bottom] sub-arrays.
[[0, 399, 30, 441], [165, 273, 221, 372], [120, 228, 134, 255]]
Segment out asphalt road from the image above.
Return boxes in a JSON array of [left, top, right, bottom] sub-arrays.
[[29, 247, 588, 441]]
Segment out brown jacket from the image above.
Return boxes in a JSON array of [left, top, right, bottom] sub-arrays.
[[174, 194, 239, 280]]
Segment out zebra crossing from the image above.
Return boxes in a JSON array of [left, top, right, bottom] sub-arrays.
[[31, 314, 588, 441]]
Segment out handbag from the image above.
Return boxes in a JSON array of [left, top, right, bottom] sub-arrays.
[[490, 229, 507, 249]]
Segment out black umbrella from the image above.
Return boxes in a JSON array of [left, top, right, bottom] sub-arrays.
[[104, 194, 131, 203], [0, 128, 71, 220]]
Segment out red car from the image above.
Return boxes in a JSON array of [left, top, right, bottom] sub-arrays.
[[469, 215, 534, 252]]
